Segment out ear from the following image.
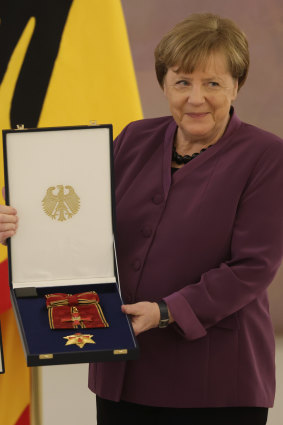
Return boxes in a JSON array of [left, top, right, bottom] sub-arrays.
[[231, 79, 238, 101], [162, 71, 170, 98], [163, 84, 168, 98], [162, 76, 168, 97]]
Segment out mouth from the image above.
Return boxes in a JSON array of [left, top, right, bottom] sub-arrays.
[[186, 112, 209, 118]]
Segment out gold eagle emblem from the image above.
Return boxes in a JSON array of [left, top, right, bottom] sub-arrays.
[[42, 185, 80, 221]]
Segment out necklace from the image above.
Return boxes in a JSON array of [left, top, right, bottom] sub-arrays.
[[172, 144, 212, 165]]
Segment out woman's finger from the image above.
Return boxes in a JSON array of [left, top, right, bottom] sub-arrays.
[[0, 203, 19, 244], [0, 204, 17, 215], [0, 221, 18, 231], [0, 229, 16, 242], [0, 214, 18, 225], [121, 302, 160, 336], [121, 303, 141, 315]]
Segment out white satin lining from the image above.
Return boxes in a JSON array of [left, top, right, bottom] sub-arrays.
[[6, 127, 116, 289]]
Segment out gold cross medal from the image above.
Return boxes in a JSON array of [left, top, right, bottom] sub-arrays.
[[63, 333, 95, 348]]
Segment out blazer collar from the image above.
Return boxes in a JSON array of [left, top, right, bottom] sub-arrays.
[[162, 107, 242, 196]]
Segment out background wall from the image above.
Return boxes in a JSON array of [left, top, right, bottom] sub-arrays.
[[121, 0, 283, 332]]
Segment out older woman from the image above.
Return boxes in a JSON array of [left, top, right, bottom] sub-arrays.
[[1, 13, 283, 425]]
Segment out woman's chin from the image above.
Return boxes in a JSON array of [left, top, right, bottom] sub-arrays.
[[179, 125, 215, 142]]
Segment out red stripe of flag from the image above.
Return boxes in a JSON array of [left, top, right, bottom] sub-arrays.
[[0, 259, 11, 314], [15, 405, 30, 425]]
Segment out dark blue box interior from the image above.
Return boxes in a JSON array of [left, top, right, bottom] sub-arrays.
[[12, 283, 138, 365]]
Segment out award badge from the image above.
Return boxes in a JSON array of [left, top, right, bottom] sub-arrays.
[[64, 333, 95, 348], [45, 291, 109, 330]]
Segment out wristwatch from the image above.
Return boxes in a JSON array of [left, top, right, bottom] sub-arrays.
[[157, 300, 170, 328]]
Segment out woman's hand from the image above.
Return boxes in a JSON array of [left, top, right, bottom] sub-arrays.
[[122, 302, 160, 336], [0, 188, 18, 245]]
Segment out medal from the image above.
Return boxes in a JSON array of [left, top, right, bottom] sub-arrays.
[[63, 333, 95, 348], [45, 292, 109, 329]]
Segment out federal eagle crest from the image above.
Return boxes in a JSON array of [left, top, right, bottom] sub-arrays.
[[42, 185, 80, 221]]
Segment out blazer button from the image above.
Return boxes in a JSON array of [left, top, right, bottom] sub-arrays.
[[152, 193, 164, 205], [132, 259, 141, 271], [141, 225, 152, 238]]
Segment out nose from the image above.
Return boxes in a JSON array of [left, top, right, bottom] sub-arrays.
[[187, 85, 205, 105]]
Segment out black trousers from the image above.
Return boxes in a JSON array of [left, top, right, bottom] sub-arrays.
[[96, 396, 268, 425]]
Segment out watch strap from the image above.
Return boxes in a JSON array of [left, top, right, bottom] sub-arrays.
[[158, 300, 169, 328]]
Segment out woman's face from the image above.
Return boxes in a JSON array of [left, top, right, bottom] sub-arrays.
[[163, 51, 238, 145]]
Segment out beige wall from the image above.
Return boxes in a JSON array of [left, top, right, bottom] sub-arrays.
[[122, 0, 283, 332]]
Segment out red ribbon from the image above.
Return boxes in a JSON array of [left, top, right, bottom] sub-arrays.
[[45, 291, 109, 329], [45, 291, 100, 308]]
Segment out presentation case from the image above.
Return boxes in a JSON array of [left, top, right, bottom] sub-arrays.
[[0, 321, 4, 374], [2, 124, 139, 366]]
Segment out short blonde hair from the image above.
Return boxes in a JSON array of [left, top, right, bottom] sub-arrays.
[[154, 13, 249, 90]]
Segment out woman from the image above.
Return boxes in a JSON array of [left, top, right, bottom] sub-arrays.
[[1, 13, 283, 425]]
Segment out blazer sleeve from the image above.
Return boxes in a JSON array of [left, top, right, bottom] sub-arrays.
[[113, 122, 131, 157], [164, 141, 283, 341]]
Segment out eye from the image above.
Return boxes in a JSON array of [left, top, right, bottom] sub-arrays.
[[175, 80, 190, 87], [173, 80, 191, 91], [208, 81, 220, 88]]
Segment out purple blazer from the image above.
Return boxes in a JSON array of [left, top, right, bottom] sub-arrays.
[[89, 110, 283, 408]]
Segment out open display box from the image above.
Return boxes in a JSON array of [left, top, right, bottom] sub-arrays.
[[0, 321, 4, 373], [3, 124, 138, 366]]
